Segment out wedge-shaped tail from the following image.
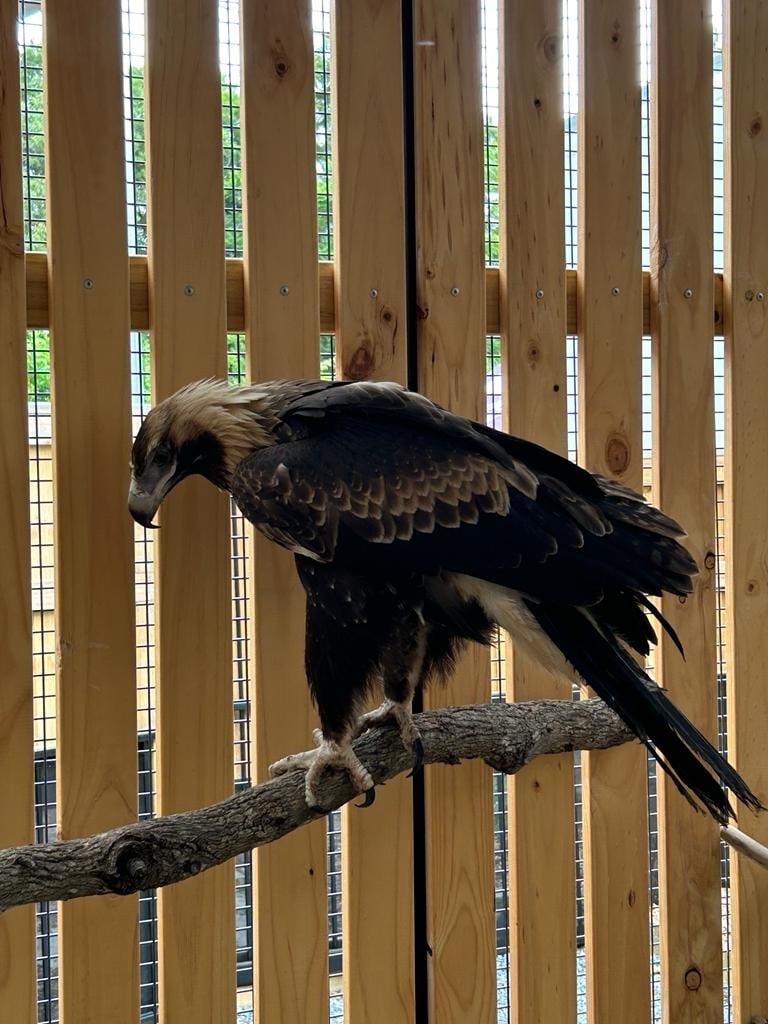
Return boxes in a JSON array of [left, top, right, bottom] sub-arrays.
[[526, 599, 763, 824]]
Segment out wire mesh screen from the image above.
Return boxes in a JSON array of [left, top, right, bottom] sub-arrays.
[[19, 5, 59, 1020], [308, 5, 345, 1021], [712, 5, 732, 1015], [120, 4, 161, 1019], [482, 5, 511, 1019]]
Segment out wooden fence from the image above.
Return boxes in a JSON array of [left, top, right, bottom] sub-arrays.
[[0, 1, 766, 1022]]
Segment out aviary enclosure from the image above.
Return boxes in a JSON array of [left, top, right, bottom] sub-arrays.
[[0, 0, 766, 1021]]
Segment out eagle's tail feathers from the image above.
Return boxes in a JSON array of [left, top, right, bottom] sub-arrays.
[[525, 600, 763, 824]]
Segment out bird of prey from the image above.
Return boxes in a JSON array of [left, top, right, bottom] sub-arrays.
[[128, 377, 761, 820]]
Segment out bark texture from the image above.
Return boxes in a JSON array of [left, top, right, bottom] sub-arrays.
[[0, 698, 633, 911]]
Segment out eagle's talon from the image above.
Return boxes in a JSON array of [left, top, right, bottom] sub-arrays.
[[407, 735, 425, 777], [269, 730, 323, 779], [268, 748, 317, 778], [355, 699, 423, 776], [355, 786, 376, 808], [298, 737, 374, 809]]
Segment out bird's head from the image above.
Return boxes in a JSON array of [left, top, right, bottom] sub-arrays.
[[128, 378, 274, 528]]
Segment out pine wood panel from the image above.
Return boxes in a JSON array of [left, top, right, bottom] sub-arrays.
[[44, 2, 138, 1021], [724, 1, 768, 1016], [499, 3, 576, 1020], [332, 2, 413, 1020], [650, 6, 722, 1022], [240, 3, 328, 1020], [414, 2, 495, 1019], [577, 2, 650, 1020], [145, 2, 235, 1020], [0, 1, 36, 1019]]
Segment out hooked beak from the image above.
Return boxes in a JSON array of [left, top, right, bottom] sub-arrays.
[[128, 462, 179, 529], [128, 481, 161, 529]]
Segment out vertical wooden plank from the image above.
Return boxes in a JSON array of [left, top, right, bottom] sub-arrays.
[[414, 2, 496, 1020], [44, 2, 138, 1021], [578, 2, 650, 1021], [499, 3, 576, 1021], [334, 0, 407, 385], [332, 2, 413, 1021], [724, 1, 768, 1016], [240, 3, 327, 1022], [145, 2, 235, 1020], [650, 5, 722, 1022], [0, 2, 36, 1019]]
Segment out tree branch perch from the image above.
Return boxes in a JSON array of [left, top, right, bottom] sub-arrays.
[[0, 698, 636, 911]]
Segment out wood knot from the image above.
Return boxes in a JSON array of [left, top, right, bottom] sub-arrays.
[[610, 22, 621, 45], [111, 840, 152, 893], [270, 39, 289, 79], [605, 435, 630, 475], [704, 551, 716, 570], [424, 266, 436, 279], [380, 306, 394, 325], [416, 304, 429, 320], [627, 888, 636, 907], [344, 343, 374, 380], [749, 114, 762, 137], [527, 342, 541, 365], [0, 227, 24, 256], [747, 579, 759, 594], [542, 33, 559, 63], [533, 96, 542, 109], [684, 966, 702, 991]]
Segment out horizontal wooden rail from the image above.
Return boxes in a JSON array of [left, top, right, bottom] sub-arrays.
[[24, 252, 725, 339]]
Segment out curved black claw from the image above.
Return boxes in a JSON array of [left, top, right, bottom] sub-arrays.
[[355, 786, 376, 809], [407, 736, 425, 778]]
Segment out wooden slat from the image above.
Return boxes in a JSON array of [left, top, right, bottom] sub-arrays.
[[577, 2, 650, 1020], [44, 2, 138, 1021], [724, 1, 768, 1016], [650, 6, 722, 1022], [23, 253, 726, 337], [145, 2, 235, 1020], [332, 2, 413, 1020], [414, 2, 495, 1019], [0, 1, 36, 1019], [499, 3, 576, 1021], [333, 0, 408, 385], [240, 3, 327, 1021]]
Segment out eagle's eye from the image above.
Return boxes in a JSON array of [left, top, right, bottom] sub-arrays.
[[152, 442, 174, 469]]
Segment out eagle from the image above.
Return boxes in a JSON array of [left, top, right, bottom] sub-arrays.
[[128, 377, 761, 820]]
